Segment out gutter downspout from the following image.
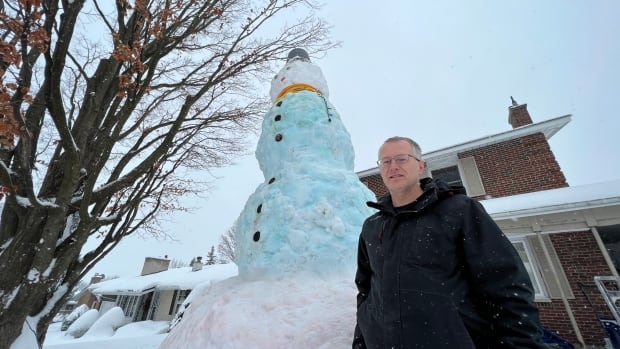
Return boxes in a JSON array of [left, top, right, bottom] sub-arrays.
[[533, 222, 586, 348]]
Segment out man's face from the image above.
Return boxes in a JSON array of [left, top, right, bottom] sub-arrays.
[[379, 140, 425, 195]]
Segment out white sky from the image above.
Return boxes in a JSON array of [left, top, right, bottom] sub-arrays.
[[87, 1, 620, 280]]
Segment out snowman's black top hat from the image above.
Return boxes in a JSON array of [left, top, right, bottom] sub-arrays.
[[287, 48, 311, 63]]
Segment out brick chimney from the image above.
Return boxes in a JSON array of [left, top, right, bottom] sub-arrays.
[[508, 96, 533, 128], [140, 256, 171, 276]]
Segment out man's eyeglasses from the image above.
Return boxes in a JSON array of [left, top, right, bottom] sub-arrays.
[[377, 154, 421, 169]]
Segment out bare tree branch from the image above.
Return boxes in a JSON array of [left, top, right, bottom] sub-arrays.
[[217, 223, 237, 264]]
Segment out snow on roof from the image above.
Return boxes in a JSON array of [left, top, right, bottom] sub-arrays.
[[89, 263, 238, 295], [480, 179, 620, 219]]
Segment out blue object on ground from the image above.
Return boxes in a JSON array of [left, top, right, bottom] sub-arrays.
[[541, 327, 575, 349], [601, 319, 620, 349]]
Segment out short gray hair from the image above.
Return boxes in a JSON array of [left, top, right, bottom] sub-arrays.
[[378, 136, 422, 159]]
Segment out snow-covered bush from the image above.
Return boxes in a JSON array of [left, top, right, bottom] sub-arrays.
[[169, 301, 190, 330], [60, 304, 89, 331], [52, 313, 66, 324], [82, 306, 127, 338], [168, 283, 207, 330], [66, 308, 99, 338]]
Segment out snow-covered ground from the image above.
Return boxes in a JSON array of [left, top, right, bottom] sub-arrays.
[[41, 273, 359, 349], [160, 275, 358, 348], [43, 320, 167, 349]]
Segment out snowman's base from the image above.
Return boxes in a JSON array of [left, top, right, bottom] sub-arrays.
[[160, 274, 358, 349]]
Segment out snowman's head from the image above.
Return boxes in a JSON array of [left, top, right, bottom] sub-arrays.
[[269, 48, 329, 103]]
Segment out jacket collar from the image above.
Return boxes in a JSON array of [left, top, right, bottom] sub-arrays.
[[367, 178, 465, 215]]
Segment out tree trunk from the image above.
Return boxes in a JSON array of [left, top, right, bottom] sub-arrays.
[[0, 203, 81, 349]]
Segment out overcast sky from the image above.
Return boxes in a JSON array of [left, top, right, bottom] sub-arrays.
[[87, 1, 620, 279]]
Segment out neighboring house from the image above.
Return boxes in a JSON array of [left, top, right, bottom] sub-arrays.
[[56, 273, 105, 317], [89, 256, 238, 323], [357, 100, 620, 347], [76, 273, 106, 310]]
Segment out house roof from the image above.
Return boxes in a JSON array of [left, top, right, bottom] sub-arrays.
[[481, 180, 620, 234], [357, 114, 572, 176], [352, 113, 620, 232], [89, 263, 238, 296]]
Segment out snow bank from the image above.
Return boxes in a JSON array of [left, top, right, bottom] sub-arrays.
[[61, 304, 89, 331], [66, 308, 99, 338], [82, 307, 126, 338]]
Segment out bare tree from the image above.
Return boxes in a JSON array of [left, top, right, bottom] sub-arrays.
[[0, 0, 335, 347], [217, 223, 237, 263], [169, 258, 188, 269]]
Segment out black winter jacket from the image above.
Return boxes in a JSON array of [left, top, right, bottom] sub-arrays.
[[353, 178, 546, 349]]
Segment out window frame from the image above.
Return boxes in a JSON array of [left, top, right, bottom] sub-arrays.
[[173, 289, 191, 315], [430, 165, 463, 188], [509, 235, 548, 300], [116, 294, 141, 319]]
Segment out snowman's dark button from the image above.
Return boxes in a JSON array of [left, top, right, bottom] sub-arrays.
[[253, 231, 261, 242], [276, 101, 282, 107], [257, 204, 262, 213], [268, 177, 275, 184], [275, 134, 283, 142], [275, 115, 281, 121]]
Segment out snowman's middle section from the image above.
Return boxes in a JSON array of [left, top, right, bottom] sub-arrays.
[[235, 90, 375, 279]]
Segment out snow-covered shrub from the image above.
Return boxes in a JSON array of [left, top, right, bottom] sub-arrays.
[[82, 306, 127, 338], [66, 308, 99, 338], [168, 285, 204, 331], [169, 301, 190, 330], [60, 304, 89, 331], [52, 313, 66, 324], [167, 266, 239, 331]]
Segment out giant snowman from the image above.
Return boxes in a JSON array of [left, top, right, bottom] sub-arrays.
[[160, 49, 376, 348]]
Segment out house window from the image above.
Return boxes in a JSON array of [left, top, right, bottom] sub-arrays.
[[174, 290, 191, 315], [147, 291, 160, 320], [169, 290, 191, 315], [431, 166, 463, 188], [116, 295, 140, 319], [511, 239, 545, 298]]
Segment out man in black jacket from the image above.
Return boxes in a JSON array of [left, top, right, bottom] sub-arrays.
[[353, 136, 547, 349]]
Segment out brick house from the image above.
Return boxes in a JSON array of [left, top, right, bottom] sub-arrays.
[[55, 273, 105, 318], [74, 273, 106, 310], [356, 100, 620, 347]]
